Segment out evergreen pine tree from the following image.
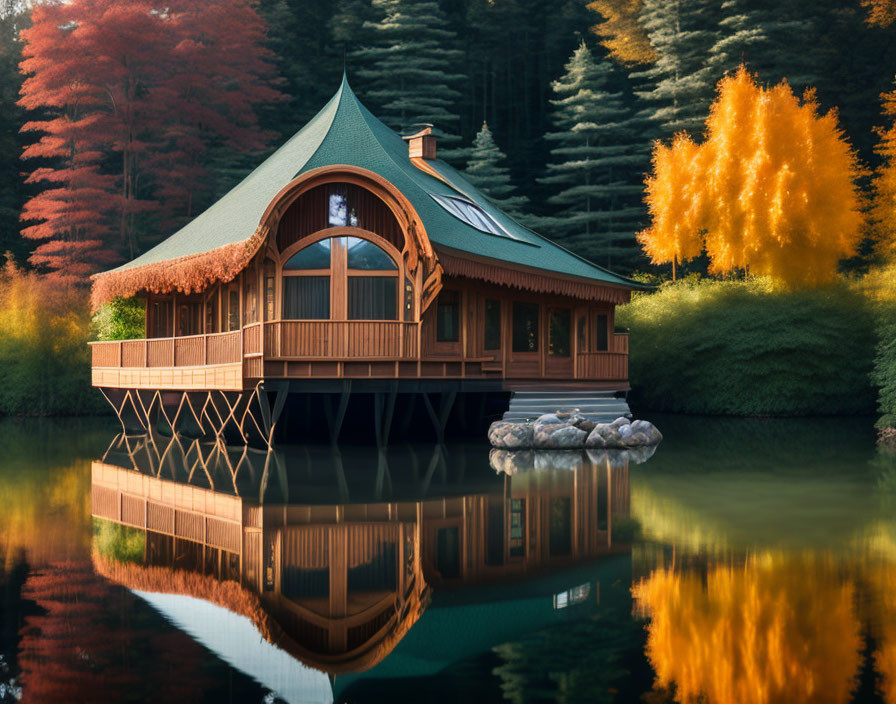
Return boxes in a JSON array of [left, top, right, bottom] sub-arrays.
[[352, 0, 466, 156], [258, 0, 342, 135], [463, 123, 529, 220], [707, 0, 815, 90], [540, 42, 645, 270], [632, 0, 719, 136]]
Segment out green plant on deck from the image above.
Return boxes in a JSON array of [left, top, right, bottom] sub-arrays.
[[617, 276, 877, 416], [93, 518, 145, 564], [91, 296, 145, 341]]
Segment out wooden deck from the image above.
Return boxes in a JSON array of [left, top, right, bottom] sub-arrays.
[[90, 320, 629, 391]]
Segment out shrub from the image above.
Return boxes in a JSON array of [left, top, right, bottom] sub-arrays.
[[0, 261, 105, 415], [91, 296, 145, 341], [859, 265, 896, 429], [617, 277, 876, 416]]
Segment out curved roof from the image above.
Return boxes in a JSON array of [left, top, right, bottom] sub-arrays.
[[100, 75, 639, 290]]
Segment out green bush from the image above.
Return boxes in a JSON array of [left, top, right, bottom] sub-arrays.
[[617, 277, 876, 416], [91, 296, 145, 341], [0, 262, 105, 415]]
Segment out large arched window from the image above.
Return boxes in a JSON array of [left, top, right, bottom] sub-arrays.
[[282, 236, 400, 320]]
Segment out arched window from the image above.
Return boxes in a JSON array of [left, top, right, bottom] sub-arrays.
[[282, 236, 400, 320]]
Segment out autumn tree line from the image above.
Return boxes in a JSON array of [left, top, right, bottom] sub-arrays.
[[1, 0, 896, 281]]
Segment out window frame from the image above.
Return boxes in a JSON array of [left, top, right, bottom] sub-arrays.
[[548, 307, 571, 357], [483, 298, 502, 351], [436, 289, 461, 343], [512, 301, 540, 354], [278, 228, 405, 322]]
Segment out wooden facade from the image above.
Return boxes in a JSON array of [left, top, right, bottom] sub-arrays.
[[91, 166, 632, 395], [91, 446, 631, 673]]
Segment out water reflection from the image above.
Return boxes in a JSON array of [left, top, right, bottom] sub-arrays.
[[11, 415, 896, 703], [90, 433, 634, 701], [627, 416, 896, 704]]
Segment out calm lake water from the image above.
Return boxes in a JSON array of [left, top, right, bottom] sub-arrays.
[[1, 413, 894, 703]]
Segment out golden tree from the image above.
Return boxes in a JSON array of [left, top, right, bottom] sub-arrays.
[[873, 84, 896, 250], [864, 0, 896, 26], [639, 133, 706, 279], [588, 0, 656, 65], [637, 68, 866, 288]]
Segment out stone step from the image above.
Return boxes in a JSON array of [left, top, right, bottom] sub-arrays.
[[502, 389, 631, 423]]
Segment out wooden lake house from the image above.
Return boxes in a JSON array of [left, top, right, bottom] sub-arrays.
[[89, 76, 643, 445]]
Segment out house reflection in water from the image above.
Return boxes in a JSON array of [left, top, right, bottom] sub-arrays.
[[89, 433, 636, 701]]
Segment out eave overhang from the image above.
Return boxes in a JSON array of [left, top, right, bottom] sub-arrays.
[[435, 246, 639, 305]]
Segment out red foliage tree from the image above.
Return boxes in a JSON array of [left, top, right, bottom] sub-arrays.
[[18, 0, 281, 283]]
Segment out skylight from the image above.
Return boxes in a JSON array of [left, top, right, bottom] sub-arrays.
[[430, 193, 522, 241]]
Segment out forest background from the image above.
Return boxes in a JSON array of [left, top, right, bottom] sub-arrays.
[[2, 0, 896, 421]]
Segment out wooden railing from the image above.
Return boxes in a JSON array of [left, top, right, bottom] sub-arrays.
[[90, 330, 243, 368], [91, 325, 629, 382], [612, 332, 629, 354], [264, 320, 419, 359], [575, 352, 628, 380], [575, 334, 630, 380]]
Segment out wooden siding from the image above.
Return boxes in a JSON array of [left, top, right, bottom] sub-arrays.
[[93, 263, 630, 390], [277, 182, 404, 253], [92, 363, 243, 391]]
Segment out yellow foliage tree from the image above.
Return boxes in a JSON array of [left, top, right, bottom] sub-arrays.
[[864, 0, 896, 26], [588, 0, 656, 65], [873, 84, 896, 250], [633, 555, 862, 704], [637, 67, 866, 288]]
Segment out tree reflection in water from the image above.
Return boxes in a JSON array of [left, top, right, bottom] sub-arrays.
[[633, 556, 861, 704]]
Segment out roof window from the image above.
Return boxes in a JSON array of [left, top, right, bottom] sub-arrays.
[[430, 193, 521, 240]]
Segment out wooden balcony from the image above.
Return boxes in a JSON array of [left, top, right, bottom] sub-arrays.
[[90, 322, 630, 391]]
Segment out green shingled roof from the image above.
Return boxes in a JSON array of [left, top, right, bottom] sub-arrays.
[[104, 76, 640, 289]]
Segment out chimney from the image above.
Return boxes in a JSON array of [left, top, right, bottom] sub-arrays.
[[403, 125, 436, 160]]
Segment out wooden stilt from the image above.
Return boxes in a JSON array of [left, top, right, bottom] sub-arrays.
[[396, 392, 416, 437], [421, 389, 457, 444], [323, 381, 352, 445]]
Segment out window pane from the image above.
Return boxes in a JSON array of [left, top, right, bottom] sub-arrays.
[[512, 302, 539, 352], [431, 193, 506, 236], [282, 276, 330, 319], [484, 299, 501, 350], [348, 276, 397, 320], [264, 276, 275, 321], [244, 281, 258, 325], [346, 237, 396, 270], [264, 259, 276, 321], [205, 296, 217, 333], [437, 290, 460, 342], [577, 315, 586, 353], [284, 239, 333, 270], [549, 309, 571, 357], [404, 278, 414, 320], [228, 290, 240, 331], [596, 313, 609, 351], [328, 192, 358, 227]]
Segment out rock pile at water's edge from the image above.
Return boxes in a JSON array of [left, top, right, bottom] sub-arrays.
[[488, 412, 662, 450]]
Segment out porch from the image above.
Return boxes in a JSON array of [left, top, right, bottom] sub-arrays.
[[90, 319, 630, 392]]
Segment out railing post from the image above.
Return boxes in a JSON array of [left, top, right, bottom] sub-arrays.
[[143, 339, 148, 368], [117, 341, 122, 368]]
